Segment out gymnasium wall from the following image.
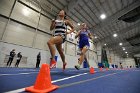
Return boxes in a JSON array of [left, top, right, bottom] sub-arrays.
[[0, 0, 98, 68], [107, 51, 136, 68], [122, 58, 136, 68], [96, 42, 102, 63]]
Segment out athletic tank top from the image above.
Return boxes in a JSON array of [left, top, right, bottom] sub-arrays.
[[79, 29, 90, 40], [54, 19, 67, 36]]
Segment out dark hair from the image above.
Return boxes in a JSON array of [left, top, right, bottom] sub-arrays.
[[64, 11, 67, 19], [57, 10, 67, 20]]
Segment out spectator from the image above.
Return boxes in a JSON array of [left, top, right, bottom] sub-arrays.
[[36, 52, 41, 68], [7, 49, 16, 67], [120, 62, 123, 69], [15, 52, 22, 67]]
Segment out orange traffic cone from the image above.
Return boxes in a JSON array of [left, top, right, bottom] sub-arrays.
[[100, 67, 103, 72], [90, 67, 95, 74], [25, 63, 59, 93], [106, 68, 109, 71]]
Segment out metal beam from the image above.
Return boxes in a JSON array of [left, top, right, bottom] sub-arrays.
[[57, 0, 65, 8], [46, 0, 61, 10], [70, 11, 83, 23], [64, 0, 80, 14], [100, 21, 140, 42], [93, 0, 140, 30], [128, 47, 140, 54], [74, 8, 92, 27], [82, 0, 98, 25], [62, 0, 82, 24]]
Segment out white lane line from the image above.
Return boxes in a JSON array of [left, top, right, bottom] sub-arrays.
[[60, 72, 122, 88], [131, 70, 140, 71], [4, 72, 91, 93], [0, 72, 38, 76], [0, 71, 63, 76], [52, 72, 89, 83], [5, 88, 25, 93], [0, 68, 90, 76]]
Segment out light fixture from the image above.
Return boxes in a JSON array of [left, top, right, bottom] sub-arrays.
[[122, 47, 125, 50], [113, 33, 118, 37], [125, 52, 127, 54], [100, 14, 106, 19], [22, 8, 30, 16], [104, 43, 107, 46], [119, 43, 123, 46], [95, 36, 97, 39], [77, 23, 80, 26]]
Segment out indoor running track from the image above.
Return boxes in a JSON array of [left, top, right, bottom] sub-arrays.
[[0, 67, 140, 93]]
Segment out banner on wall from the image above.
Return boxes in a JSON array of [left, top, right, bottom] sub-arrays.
[[101, 47, 109, 68], [109, 56, 112, 63], [67, 32, 77, 43], [69, 33, 74, 41]]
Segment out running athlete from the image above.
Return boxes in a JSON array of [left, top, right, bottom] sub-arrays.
[[48, 10, 74, 70], [75, 23, 93, 70]]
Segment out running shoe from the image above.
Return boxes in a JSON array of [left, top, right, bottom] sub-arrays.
[[63, 62, 67, 71], [75, 65, 80, 70]]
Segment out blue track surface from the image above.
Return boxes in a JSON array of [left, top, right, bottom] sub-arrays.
[[0, 67, 140, 93]]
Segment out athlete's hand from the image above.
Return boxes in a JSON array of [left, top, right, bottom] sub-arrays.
[[52, 19, 55, 22], [66, 31, 70, 34], [52, 19, 55, 24]]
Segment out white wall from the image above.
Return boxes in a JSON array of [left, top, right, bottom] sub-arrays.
[[96, 42, 102, 63], [122, 58, 135, 68], [0, 42, 98, 68], [0, 42, 51, 67]]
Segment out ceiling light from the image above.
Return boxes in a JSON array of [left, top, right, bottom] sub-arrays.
[[119, 43, 123, 46], [95, 36, 97, 39], [122, 47, 125, 50], [100, 14, 106, 19], [104, 43, 107, 46], [125, 52, 127, 54], [113, 33, 118, 37], [77, 23, 80, 25]]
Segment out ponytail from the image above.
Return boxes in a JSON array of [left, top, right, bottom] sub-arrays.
[[64, 11, 67, 19]]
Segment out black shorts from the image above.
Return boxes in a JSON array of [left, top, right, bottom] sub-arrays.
[[54, 34, 66, 43]]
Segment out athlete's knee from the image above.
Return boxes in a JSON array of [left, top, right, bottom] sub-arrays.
[[80, 52, 84, 55]]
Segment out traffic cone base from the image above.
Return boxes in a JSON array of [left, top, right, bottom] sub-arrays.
[[90, 67, 95, 74], [25, 85, 59, 93], [106, 68, 109, 71], [99, 67, 103, 72], [25, 63, 59, 93]]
